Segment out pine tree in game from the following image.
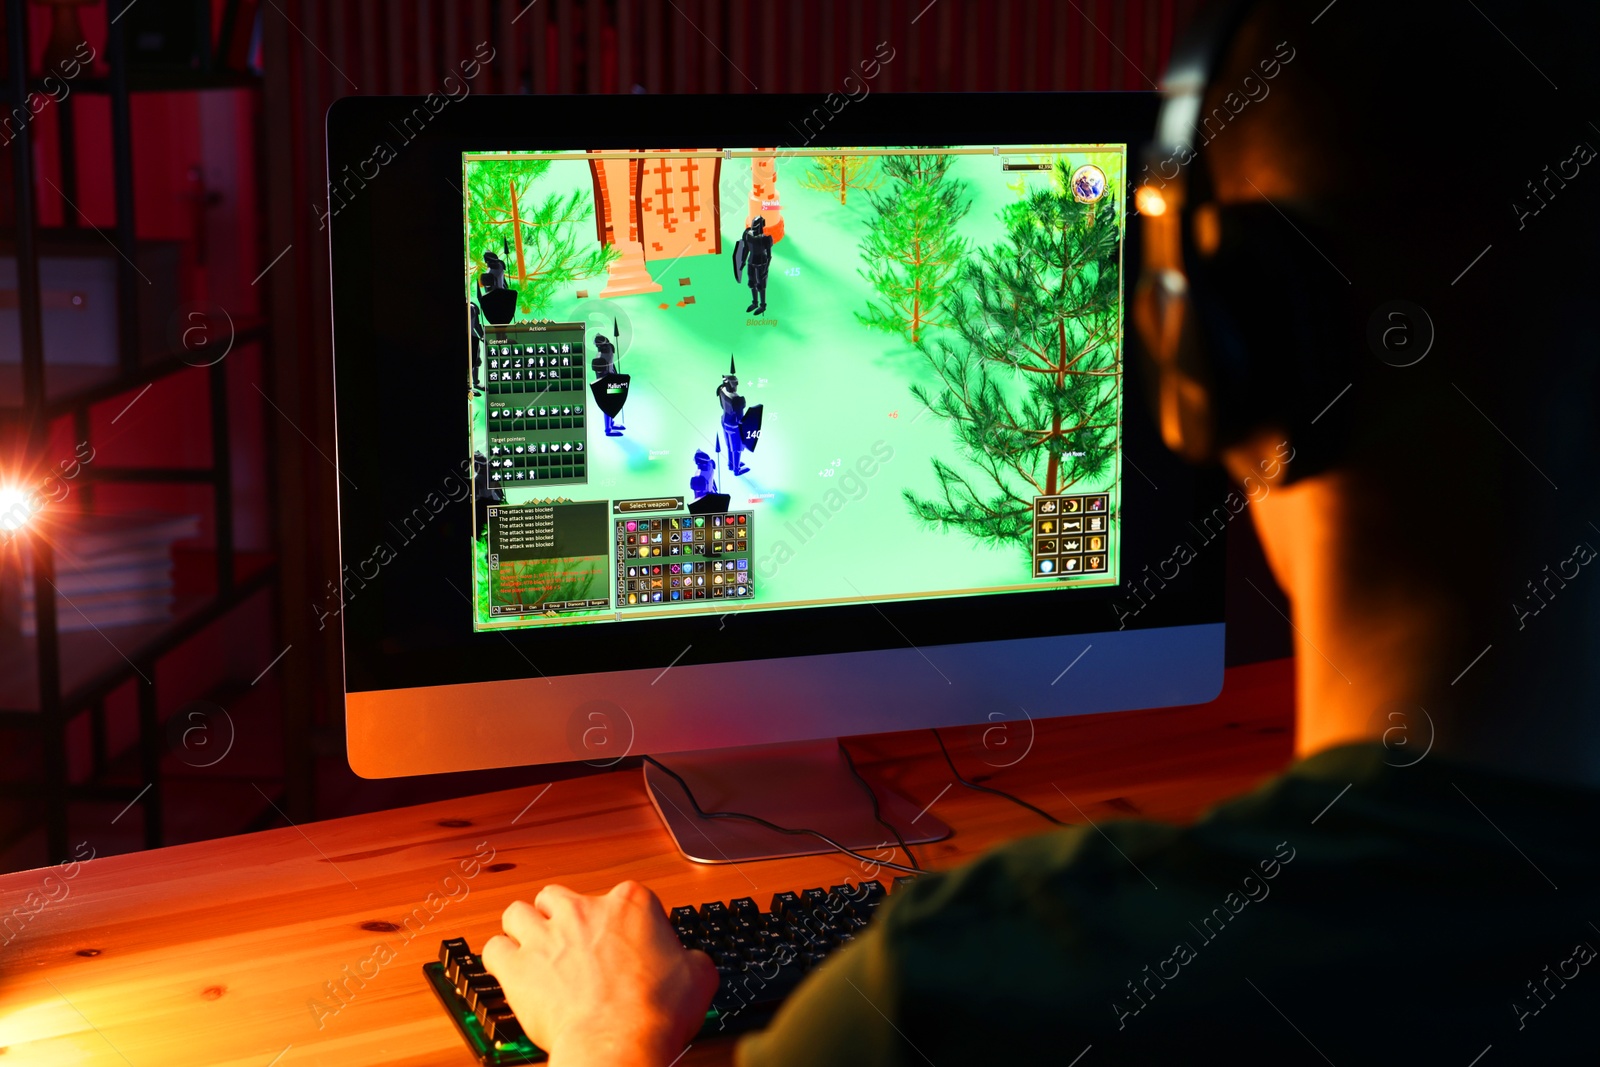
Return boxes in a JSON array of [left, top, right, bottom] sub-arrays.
[[904, 157, 1122, 554], [464, 155, 618, 317], [856, 152, 972, 345], [797, 153, 882, 205]]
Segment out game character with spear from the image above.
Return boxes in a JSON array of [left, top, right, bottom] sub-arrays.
[[589, 317, 629, 437]]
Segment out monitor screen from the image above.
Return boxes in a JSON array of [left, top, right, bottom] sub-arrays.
[[463, 144, 1125, 631], [329, 93, 1223, 776]]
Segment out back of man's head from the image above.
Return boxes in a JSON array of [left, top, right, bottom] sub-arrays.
[[1178, 0, 1600, 771], [1194, 0, 1598, 460]]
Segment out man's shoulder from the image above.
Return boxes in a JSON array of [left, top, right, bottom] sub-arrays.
[[872, 743, 1596, 970], [740, 750, 1600, 1066]]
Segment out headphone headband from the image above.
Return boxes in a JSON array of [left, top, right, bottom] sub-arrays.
[[1133, 0, 1354, 475]]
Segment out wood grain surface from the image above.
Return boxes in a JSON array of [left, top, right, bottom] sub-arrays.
[[0, 659, 1292, 1066]]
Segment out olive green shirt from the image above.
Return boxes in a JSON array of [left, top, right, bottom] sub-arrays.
[[737, 744, 1600, 1064]]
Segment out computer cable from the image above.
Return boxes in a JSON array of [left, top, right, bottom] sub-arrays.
[[838, 742, 921, 872], [930, 728, 1067, 827], [641, 754, 923, 875]]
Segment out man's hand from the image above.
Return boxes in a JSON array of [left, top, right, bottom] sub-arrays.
[[481, 880, 719, 1067]]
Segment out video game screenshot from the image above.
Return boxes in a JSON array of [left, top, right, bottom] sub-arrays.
[[464, 144, 1125, 630]]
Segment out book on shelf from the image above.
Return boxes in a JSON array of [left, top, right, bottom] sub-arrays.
[[3, 511, 200, 636], [21, 512, 201, 559], [20, 588, 177, 636]]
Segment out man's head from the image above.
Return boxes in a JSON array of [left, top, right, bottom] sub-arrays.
[[749, 216, 766, 235], [1141, 0, 1597, 473], [1140, 0, 1600, 778]]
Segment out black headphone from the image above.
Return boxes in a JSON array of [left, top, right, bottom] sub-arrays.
[[1133, 0, 1356, 476]]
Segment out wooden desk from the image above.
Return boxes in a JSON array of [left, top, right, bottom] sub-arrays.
[[0, 659, 1292, 1066]]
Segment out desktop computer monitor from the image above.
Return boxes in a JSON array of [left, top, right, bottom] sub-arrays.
[[326, 92, 1225, 861]]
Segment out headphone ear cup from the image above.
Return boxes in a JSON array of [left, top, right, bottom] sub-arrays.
[[1132, 267, 1217, 463], [1182, 210, 1263, 452], [1182, 202, 1347, 464]]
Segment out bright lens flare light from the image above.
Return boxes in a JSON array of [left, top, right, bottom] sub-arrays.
[[0, 486, 37, 531], [1135, 184, 1169, 217]]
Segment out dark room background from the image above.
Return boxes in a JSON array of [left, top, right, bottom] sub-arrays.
[[1, 0, 1288, 873]]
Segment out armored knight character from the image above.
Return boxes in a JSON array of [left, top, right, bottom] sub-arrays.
[[732, 215, 774, 315], [687, 444, 732, 515], [717, 354, 762, 476], [588, 318, 628, 437], [690, 449, 718, 500], [590, 332, 626, 437], [481, 249, 508, 292], [477, 239, 518, 325]]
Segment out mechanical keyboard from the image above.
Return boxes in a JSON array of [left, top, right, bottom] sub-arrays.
[[426, 876, 912, 1064]]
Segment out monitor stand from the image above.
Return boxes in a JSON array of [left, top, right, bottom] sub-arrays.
[[644, 739, 952, 864]]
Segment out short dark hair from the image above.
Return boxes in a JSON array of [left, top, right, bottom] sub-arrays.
[[1198, 0, 1599, 470]]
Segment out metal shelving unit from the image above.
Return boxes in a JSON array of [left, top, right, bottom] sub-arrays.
[[2, 0, 285, 862]]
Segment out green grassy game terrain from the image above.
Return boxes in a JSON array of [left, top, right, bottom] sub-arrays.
[[466, 147, 1124, 629]]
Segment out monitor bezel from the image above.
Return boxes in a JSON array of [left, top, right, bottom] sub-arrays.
[[327, 91, 1225, 707]]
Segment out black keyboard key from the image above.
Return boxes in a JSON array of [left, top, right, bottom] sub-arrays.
[[465, 977, 502, 1011], [454, 958, 488, 996], [445, 950, 480, 986], [433, 884, 904, 1061], [474, 994, 509, 1027], [801, 888, 838, 927], [769, 891, 801, 921], [710, 965, 747, 1012], [788, 904, 832, 939], [439, 937, 470, 967], [790, 928, 830, 953], [488, 1009, 525, 1045], [827, 884, 858, 914], [893, 875, 918, 891], [756, 959, 808, 1004], [725, 957, 807, 1012]]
